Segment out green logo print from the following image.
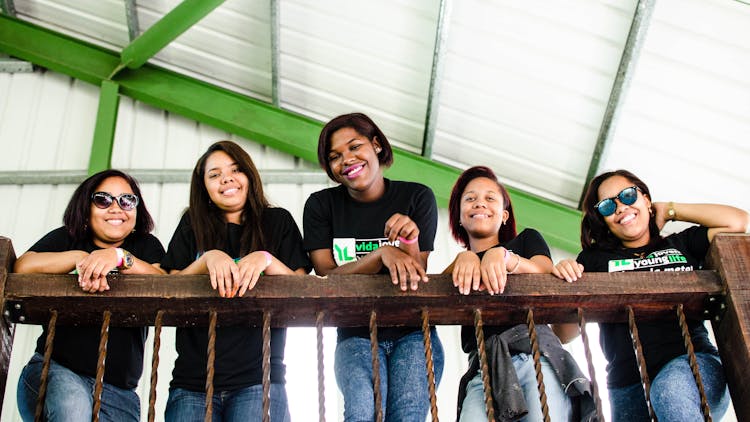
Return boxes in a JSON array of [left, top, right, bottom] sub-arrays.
[[334, 244, 354, 263], [608, 258, 634, 272]]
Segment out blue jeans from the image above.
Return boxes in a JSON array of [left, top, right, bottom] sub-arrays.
[[334, 328, 444, 422], [17, 353, 140, 422], [608, 352, 729, 422], [165, 384, 290, 422], [459, 353, 572, 422]]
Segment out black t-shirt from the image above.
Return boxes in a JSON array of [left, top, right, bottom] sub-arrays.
[[29, 227, 165, 390], [577, 225, 718, 388], [303, 179, 438, 341], [460, 228, 551, 353], [161, 208, 311, 391]]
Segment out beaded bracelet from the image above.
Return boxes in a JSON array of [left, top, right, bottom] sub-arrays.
[[507, 251, 522, 274]]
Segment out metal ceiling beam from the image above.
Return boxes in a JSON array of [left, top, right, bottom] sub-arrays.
[[0, 0, 15, 17], [270, 0, 280, 107], [421, 0, 451, 159], [0, 15, 582, 252], [114, 0, 225, 76], [124, 0, 140, 42], [89, 80, 120, 174], [579, 0, 655, 207], [0, 169, 329, 185]]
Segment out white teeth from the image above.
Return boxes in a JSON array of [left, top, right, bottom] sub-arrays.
[[223, 188, 238, 195], [345, 165, 363, 178], [620, 214, 636, 224], [107, 219, 124, 225]]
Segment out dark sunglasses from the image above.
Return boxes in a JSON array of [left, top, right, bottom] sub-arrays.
[[595, 186, 640, 217], [91, 192, 139, 211]]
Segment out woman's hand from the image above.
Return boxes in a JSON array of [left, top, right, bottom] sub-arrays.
[[235, 251, 273, 297], [203, 250, 239, 298], [384, 213, 420, 244], [452, 250, 481, 295], [76, 248, 118, 293], [379, 246, 427, 291], [479, 247, 509, 295], [552, 259, 583, 283]]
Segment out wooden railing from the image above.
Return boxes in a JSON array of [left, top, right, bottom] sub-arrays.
[[0, 234, 748, 420]]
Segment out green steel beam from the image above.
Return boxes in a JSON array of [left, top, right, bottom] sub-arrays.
[[0, 15, 582, 252], [88, 80, 120, 174], [117, 0, 224, 72]]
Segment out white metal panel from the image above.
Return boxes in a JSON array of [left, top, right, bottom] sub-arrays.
[[432, 0, 637, 207], [603, 0, 750, 214], [141, 0, 273, 100], [279, 0, 439, 153], [13, 0, 128, 50]]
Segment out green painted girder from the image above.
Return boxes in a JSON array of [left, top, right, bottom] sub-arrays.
[[118, 0, 225, 72], [0, 15, 582, 252], [89, 80, 120, 174]]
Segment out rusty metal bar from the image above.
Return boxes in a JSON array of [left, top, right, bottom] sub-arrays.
[[577, 308, 604, 420], [204, 310, 217, 422], [526, 308, 550, 422], [676, 304, 712, 421], [369, 310, 383, 422], [34, 310, 57, 422], [473, 309, 494, 422], [92, 310, 111, 422], [627, 306, 656, 421], [421, 309, 439, 421], [262, 311, 271, 422], [148, 310, 164, 422], [316, 311, 326, 422]]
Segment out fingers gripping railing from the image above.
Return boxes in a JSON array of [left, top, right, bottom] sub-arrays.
[[1, 235, 749, 420]]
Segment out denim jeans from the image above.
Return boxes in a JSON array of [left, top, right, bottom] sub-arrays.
[[459, 353, 572, 422], [334, 328, 444, 422], [165, 384, 291, 422], [17, 353, 140, 422], [608, 352, 729, 422]]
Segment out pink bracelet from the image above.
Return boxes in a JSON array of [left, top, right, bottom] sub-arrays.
[[260, 250, 272, 269], [398, 236, 418, 245], [115, 247, 125, 267], [503, 247, 510, 261]]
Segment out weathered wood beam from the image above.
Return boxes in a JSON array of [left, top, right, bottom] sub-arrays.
[[4, 270, 723, 328], [0, 237, 16, 410], [708, 233, 750, 421]]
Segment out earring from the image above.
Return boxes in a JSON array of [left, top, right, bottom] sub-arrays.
[[375, 147, 381, 153]]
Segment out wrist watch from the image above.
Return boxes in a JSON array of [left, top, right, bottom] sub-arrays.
[[118, 249, 134, 270], [667, 202, 676, 221]]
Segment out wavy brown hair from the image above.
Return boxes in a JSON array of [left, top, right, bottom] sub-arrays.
[[448, 166, 517, 249], [580, 169, 660, 250], [189, 140, 268, 255]]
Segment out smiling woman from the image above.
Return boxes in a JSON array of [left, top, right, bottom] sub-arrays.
[[303, 113, 444, 421], [13, 169, 166, 422]]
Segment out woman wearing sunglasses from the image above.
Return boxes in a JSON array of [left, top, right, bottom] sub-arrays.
[[303, 113, 443, 421], [447, 166, 595, 422], [14, 169, 165, 422], [161, 140, 310, 421], [553, 169, 749, 421]]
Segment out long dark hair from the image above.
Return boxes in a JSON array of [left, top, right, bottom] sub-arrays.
[[448, 166, 517, 249], [317, 112, 394, 181], [63, 169, 154, 241], [581, 169, 660, 250], [189, 140, 268, 255]]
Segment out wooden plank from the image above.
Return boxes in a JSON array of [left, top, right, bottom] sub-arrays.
[[708, 233, 750, 421], [4, 270, 723, 327], [0, 237, 17, 410]]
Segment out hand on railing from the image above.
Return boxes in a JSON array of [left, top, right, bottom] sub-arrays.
[[552, 259, 583, 283]]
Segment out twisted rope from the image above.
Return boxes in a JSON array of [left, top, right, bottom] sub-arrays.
[[316, 311, 326, 422], [204, 310, 217, 422], [92, 310, 111, 422], [148, 310, 164, 422], [526, 308, 550, 422], [34, 310, 57, 422], [627, 306, 656, 421], [263, 310, 271, 422], [473, 309, 495, 422], [577, 308, 603, 421], [421, 309, 439, 421], [369, 310, 383, 422], [676, 304, 712, 421]]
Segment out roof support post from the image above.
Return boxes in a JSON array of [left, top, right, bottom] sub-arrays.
[[88, 80, 120, 174], [420, 0, 451, 159]]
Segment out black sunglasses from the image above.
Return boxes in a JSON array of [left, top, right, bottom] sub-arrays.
[[595, 186, 640, 217], [91, 192, 139, 211]]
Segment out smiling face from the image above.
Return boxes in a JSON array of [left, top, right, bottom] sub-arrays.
[[460, 177, 509, 251], [327, 126, 385, 202], [598, 174, 653, 248], [204, 150, 250, 223], [89, 176, 137, 248]]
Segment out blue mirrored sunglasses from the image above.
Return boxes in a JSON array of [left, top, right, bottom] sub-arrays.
[[91, 192, 139, 211], [595, 186, 640, 217]]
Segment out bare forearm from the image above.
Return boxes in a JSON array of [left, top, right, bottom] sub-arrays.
[[14, 251, 88, 274]]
